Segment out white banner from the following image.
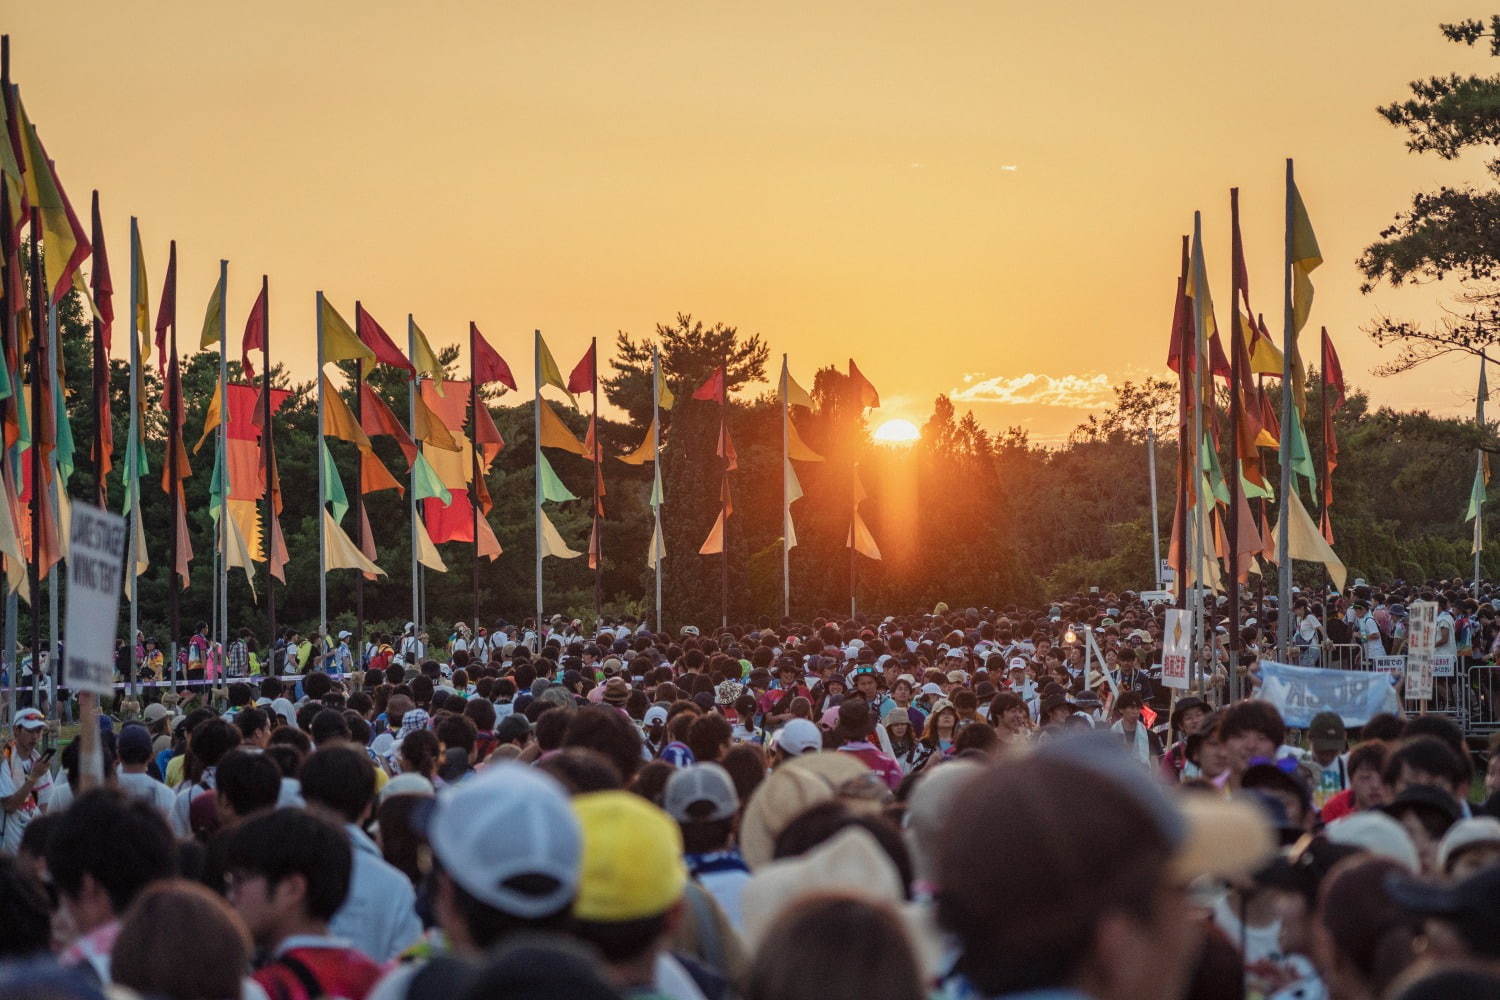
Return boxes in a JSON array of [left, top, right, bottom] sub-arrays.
[[1257, 660, 1403, 728], [1432, 653, 1456, 678], [1369, 655, 1406, 681], [62, 504, 127, 696], [1406, 600, 1437, 701], [1162, 608, 1191, 690]]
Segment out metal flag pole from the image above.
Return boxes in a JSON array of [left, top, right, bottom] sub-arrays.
[[25, 209, 40, 706], [352, 309, 365, 674], [217, 260, 229, 656], [1227, 190, 1244, 703], [720, 357, 729, 630], [164, 242, 180, 686], [315, 292, 327, 639], [127, 219, 141, 697], [46, 295, 60, 714], [781, 355, 790, 620], [1147, 427, 1162, 590], [1189, 212, 1208, 694], [534, 330, 543, 638], [262, 276, 275, 653], [1276, 161, 1295, 661], [469, 323, 481, 632], [651, 345, 662, 633], [407, 317, 420, 639], [1476, 354, 1487, 598], [591, 336, 602, 628]]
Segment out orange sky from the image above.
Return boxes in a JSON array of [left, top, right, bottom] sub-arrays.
[[9, 2, 1492, 441]]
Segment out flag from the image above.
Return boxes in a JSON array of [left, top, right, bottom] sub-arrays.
[[323, 507, 385, 576], [1467, 463, 1486, 523], [198, 268, 225, 351], [320, 298, 375, 364], [224, 506, 256, 599], [360, 449, 404, 496], [1322, 328, 1345, 411], [412, 452, 453, 506], [717, 424, 739, 471], [321, 440, 349, 523], [539, 400, 587, 455], [784, 370, 814, 410], [848, 510, 883, 560], [1290, 177, 1322, 338], [132, 225, 151, 367], [787, 416, 823, 463], [412, 391, 460, 452], [90, 193, 113, 485], [321, 375, 372, 450], [358, 505, 380, 581], [359, 382, 417, 466], [567, 341, 595, 395], [473, 397, 505, 467], [195, 379, 224, 453], [356, 305, 414, 373], [415, 517, 448, 572], [267, 514, 289, 583], [19, 107, 90, 304], [659, 376, 675, 411], [470, 324, 516, 390], [153, 243, 176, 371], [241, 283, 266, 378], [848, 359, 880, 409], [619, 418, 657, 465], [699, 508, 726, 555], [476, 515, 503, 561], [411, 320, 444, 393], [646, 518, 665, 570], [785, 458, 804, 550], [1273, 489, 1346, 591], [539, 507, 582, 559], [1320, 328, 1345, 543], [693, 366, 725, 403], [173, 493, 193, 587], [89, 192, 113, 343], [539, 453, 578, 503], [537, 333, 570, 397]]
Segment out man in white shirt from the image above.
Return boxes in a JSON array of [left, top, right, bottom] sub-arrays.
[[1354, 600, 1385, 664], [1, 707, 53, 852], [115, 723, 176, 819], [1435, 595, 1459, 658]]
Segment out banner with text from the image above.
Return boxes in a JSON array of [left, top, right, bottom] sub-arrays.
[[1405, 600, 1437, 701], [62, 504, 127, 696], [1256, 660, 1402, 729], [1161, 608, 1191, 690]]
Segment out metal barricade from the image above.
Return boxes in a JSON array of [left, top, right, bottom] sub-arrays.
[[1407, 673, 1466, 728], [1321, 643, 1364, 671], [1466, 665, 1500, 735]]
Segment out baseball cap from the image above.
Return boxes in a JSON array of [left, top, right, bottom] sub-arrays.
[[13, 708, 44, 730], [1436, 816, 1500, 874], [422, 762, 581, 918], [642, 705, 669, 727], [1386, 863, 1500, 959], [117, 722, 153, 758], [1307, 712, 1346, 753], [380, 773, 435, 802], [338, 630, 352, 640], [663, 763, 739, 823], [142, 703, 171, 724], [1007, 657, 1027, 672], [573, 791, 686, 922], [1324, 811, 1420, 871], [774, 718, 822, 756], [918, 682, 943, 698]]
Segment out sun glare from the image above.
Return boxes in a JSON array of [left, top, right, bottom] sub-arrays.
[[873, 418, 920, 444]]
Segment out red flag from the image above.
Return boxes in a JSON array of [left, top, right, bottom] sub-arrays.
[[849, 359, 880, 409], [567, 341, 596, 395], [1321, 328, 1345, 411], [242, 282, 267, 379], [359, 382, 417, 467], [153, 243, 176, 373], [356, 305, 414, 373], [693, 366, 725, 403], [1321, 327, 1343, 545], [91, 193, 113, 488], [89, 192, 113, 339], [472, 323, 517, 390]]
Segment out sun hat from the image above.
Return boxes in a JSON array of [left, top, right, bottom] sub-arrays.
[[601, 677, 631, 706], [739, 826, 904, 950], [422, 762, 581, 918], [573, 791, 686, 922], [663, 763, 740, 824], [1436, 816, 1500, 874], [738, 752, 880, 869], [1324, 811, 1420, 871]]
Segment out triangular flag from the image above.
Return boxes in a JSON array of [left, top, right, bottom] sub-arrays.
[[322, 507, 385, 576], [539, 400, 587, 456], [646, 517, 665, 569], [693, 367, 725, 403], [848, 509, 882, 559], [320, 440, 349, 523], [785, 457, 805, 505], [173, 496, 193, 588], [360, 449, 404, 496], [659, 377, 675, 412], [476, 515, 503, 562], [322, 375, 372, 450], [787, 416, 823, 463], [473, 324, 517, 390], [1467, 463, 1487, 523], [650, 463, 664, 510], [268, 514, 289, 583], [411, 320, 444, 395], [619, 417, 656, 465], [415, 517, 448, 572], [19, 107, 91, 305], [412, 452, 453, 506], [356, 305, 414, 373], [587, 518, 601, 571], [319, 298, 376, 365], [539, 507, 582, 559], [539, 452, 578, 503], [717, 425, 739, 471], [698, 508, 726, 555], [194, 380, 224, 454], [1289, 177, 1322, 337], [241, 283, 266, 379], [412, 391, 460, 452], [133, 225, 151, 366], [537, 333, 571, 398], [1273, 490, 1346, 592], [360, 382, 417, 467], [198, 268, 225, 351], [783, 368, 814, 410], [473, 399, 505, 468], [359, 505, 380, 582], [568, 341, 596, 395], [848, 359, 880, 409]]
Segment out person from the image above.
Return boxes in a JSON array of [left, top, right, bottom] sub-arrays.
[[1, 707, 53, 853], [110, 879, 255, 1000], [664, 763, 749, 932], [1109, 691, 1161, 766], [1215, 700, 1301, 788], [1159, 696, 1207, 782], [935, 732, 1274, 1000], [170, 718, 242, 839], [743, 893, 924, 1000], [1353, 600, 1385, 665], [1319, 740, 1388, 823], [298, 747, 421, 961], [882, 709, 922, 772], [833, 700, 903, 790], [45, 788, 176, 983], [1387, 862, 1500, 965], [1382, 784, 1461, 875], [1305, 711, 1349, 809], [0, 854, 51, 959], [226, 629, 252, 680], [366, 763, 583, 1000], [1311, 855, 1423, 1000], [770, 719, 822, 765], [1435, 816, 1500, 880], [225, 808, 383, 1000], [114, 723, 176, 819]]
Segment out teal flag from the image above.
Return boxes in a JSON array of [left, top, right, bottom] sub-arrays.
[[412, 452, 452, 506], [321, 439, 349, 524], [539, 452, 577, 504]]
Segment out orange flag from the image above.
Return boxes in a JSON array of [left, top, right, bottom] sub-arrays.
[[699, 508, 726, 555], [848, 359, 880, 409], [412, 391, 460, 452], [360, 382, 417, 467], [321, 375, 372, 450]]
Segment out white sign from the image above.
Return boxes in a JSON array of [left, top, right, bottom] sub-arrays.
[[62, 504, 127, 696], [1139, 590, 1175, 604], [1405, 600, 1437, 702], [1162, 608, 1191, 690], [1431, 653, 1456, 678], [1369, 655, 1406, 681]]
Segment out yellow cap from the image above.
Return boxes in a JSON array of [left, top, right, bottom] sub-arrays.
[[573, 791, 687, 922]]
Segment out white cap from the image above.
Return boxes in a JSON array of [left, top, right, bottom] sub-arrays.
[[664, 763, 740, 823], [774, 718, 822, 756], [381, 772, 434, 802], [13, 708, 45, 730], [424, 762, 581, 917], [643, 705, 669, 727], [919, 682, 944, 697], [1437, 816, 1500, 873], [1325, 811, 1420, 872]]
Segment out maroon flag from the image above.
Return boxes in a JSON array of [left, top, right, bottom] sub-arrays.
[[242, 283, 267, 379], [567, 341, 596, 395], [472, 323, 517, 390], [693, 366, 725, 403], [356, 305, 414, 373], [153, 243, 176, 373]]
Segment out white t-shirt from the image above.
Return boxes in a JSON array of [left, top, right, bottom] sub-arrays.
[[116, 770, 178, 819], [1357, 614, 1384, 660], [1435, 610, 1458, 657]]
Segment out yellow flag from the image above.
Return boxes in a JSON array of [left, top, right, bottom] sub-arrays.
[[411, 320, 444, 395], [537, 333, 571, 398], [848, 509, 882, 560], [1290, 177, 1322, 337], [539, 507, 582, 560], [1274, 490, 1346, 592], [133, 226, 151, 364], [323, 507, 386, 576], [539, 400, 587, 456], [659, 377, 675, 412], [412, 392, 460, 452], [787, 415, 823, 463], [1241, 311, 1283, 377], [0, 476, 30, 604], [320, 298, 375, 365], [194, 379, 223, 454], [415, 517, 448, 572], [698, 508, 726, 556], [618, 417, 657, 465], [199, 269, 225, 351], [321, 375, 372, 450], [224, 505, 257, 599], [17, 97, 88, 303]]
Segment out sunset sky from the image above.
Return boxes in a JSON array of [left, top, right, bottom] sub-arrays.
[[9, 2, 1492, 441]]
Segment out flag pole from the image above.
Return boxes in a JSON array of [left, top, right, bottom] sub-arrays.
[[316, 292, 327, 640], [720, 355, 729, 631], [469, 322, 480, 631], [1476, 354, 1486, 598], [534, 330, 543, 639], [25, 209, 40, 708], [651, 345, 662, 633], [781, 355, 790, 620], [1227, 190, 1244, 703], [127, 220, 141, 698], [1174, 237, 1191, 617], [0, 168, 15, 721], [218, 260, 229, 657], [591, 336, 602, 628], [1276, 161, 1295, 660], [165, 242, 180, 686], [1189, 212, 1207, 693], [91, 193, 107, 508], [353, 304, 365, 672], [1148, 427, 1162, 590], [262, 276, 275, 654], [46, 295, 59, 715], [407, 317, 420, 637]]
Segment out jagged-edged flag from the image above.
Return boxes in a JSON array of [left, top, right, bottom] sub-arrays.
[[470, 323, 516, 390], [355, 305, 413, 373], [241, 282, 266, 379], [568, 341, 595, 395], [693, 366, 725, 404], [848, 359, 880, 409], [323, 507, 385, 577], [539, 507, 582, 559]]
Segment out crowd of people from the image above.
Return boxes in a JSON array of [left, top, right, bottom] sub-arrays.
[[3, 589, 1500, 1000]]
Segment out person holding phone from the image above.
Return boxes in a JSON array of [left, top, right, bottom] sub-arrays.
[[1, 708, 53, 854]]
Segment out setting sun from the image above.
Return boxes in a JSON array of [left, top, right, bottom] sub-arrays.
[[873, 418, 920, 444]]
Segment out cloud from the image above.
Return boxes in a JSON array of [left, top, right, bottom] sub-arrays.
[[949, 372, 1114, 409]]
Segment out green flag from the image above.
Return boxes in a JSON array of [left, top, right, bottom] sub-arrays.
[[209, 437, 226, 521], [539, 452, 577, 504], [1290, 417, 1316, 493], [199, 269, 225, 351], [54, 376, 74, 483], [412, 452, 452, 506], [321, 440, 349, 524], [1467, 462, 1486, 522]]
